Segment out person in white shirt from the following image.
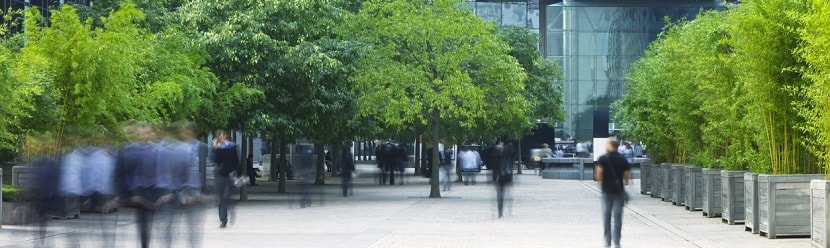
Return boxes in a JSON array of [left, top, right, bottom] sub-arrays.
[[459, 146, 482, 185]]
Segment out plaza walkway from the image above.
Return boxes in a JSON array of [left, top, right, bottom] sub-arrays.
[[0, 164, 808, 247]]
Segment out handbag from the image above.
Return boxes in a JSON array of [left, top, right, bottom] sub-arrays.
[[233, 175, 249, 188]]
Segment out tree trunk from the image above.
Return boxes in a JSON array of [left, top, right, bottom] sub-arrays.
[[516, 141, 523, 174], [314, 142, 325, 185], [455, 142, 463, 182], [240, 132, 248, 201], [269, 138, 278, 182], [415, 136, 422, 176], [430, 110, 441, 198], [278, 140, 287, 193]]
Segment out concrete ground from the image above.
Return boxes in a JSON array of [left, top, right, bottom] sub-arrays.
[[0, 164, 809, 248]]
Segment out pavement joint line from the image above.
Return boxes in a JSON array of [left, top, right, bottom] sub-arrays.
[[579, 180, 703, 248]]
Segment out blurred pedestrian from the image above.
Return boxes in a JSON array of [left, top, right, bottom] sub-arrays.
[[212, 130, 239, 229], [338, 143, 355, 197], [394, 144, 407, 185], [441, 148, 453, 191], [595, 139, 631, 248], [376, 143, 389, 185], [491, 139, 514, 218], [116, 123, 164, 248], [460, 146, 481, 185], [172, 121, 205, 248]]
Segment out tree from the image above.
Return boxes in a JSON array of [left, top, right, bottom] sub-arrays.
[[346, 0, 529, 198], [728, 0, 817, 174], [182, 0, 361, 192], [12, 3, 223, 156]]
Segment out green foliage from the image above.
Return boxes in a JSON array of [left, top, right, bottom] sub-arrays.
[[800, 0, 830, 175], [2, 185, 22, 202], [495, 26, 565, 126], [617, 1, 821, 174], [346, 0, 528, 139], [0, 43, 20, 150], [345, 0, 528, 196], [729, 0, 817, 174], [3, 3, 222, 157]]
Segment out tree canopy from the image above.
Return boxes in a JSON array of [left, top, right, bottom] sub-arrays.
[[345, 0, 529, 197]]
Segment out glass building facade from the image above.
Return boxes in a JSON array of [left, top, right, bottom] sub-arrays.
[[470, 0, 722, 141]]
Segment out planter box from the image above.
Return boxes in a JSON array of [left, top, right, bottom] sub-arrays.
[[758, 174, 823, 239], [13, 166, 79, 220], [685, 166, 703, 211], [745, 173, 760, 234], [672, 164, 687, 206], [702, 168, 722, 218], [811, 180, 830, 248], [650, 163, 662, 198], [1, 202, 38, 225], [722, 170, 748, 225], [660, 163, 673, 202], [640, 162, 651, 195]]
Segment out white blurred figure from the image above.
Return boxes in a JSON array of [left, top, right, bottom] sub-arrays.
[[172, 121, 205, 248], [459, 146, 481, 185], [60, 133, 118, 247]]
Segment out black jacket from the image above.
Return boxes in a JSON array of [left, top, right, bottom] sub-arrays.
[[213, 142, 239, 177]]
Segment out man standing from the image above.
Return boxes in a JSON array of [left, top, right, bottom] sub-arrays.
[[213, 130, 239, 229], [595, 139, 631, 248], [339, 143, 355, 197]]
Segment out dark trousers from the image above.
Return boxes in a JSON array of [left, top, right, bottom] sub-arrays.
[[496, 183, 506, 217], [602, 192, 625, 248], [341, 173, 353, 197], [215, 175, 234, 224], [248, 171, 257, 185], [132, 189, 167, 248]]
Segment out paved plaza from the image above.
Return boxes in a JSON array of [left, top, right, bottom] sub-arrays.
[[0, 165, 808, 248]]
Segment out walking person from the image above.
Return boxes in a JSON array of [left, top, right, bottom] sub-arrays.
[[116, 123, 164, 248], [212, 130, 239, 229], [172, 121, 206, 248], [394, 144, 407, 185], [338, 143, 355, 197], [376, 143, 388, 184], [460, 146, 481, 185], [492, 139, 514, 218], [595, 139, 632, 248], [441, 148, 453, 191]]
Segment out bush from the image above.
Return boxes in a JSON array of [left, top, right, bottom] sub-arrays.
[[2, 184, 21, 202]]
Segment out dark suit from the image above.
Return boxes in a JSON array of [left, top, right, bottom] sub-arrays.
[[213, 142, 239, 226]]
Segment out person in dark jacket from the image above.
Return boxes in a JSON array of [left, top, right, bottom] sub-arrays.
[[212, 130, 239, 229], [394, 144, 407, 185], [116, 123, 166, 248], [491, 139, 514, 218], [376, 143, 388, 185], [339, 143, 355, 197], [595, 139, 631, 248]]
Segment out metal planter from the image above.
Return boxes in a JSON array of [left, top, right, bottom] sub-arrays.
[[722, 170, 748, 225], [685, 166, 703, 211], [758, 174, 823, 239], [650, 163, 663, 198], [745, 173, 760, 234], [702, 168, 722, 218], [672, 164, 687, 206], [811, 180, 830, 248], [640, 161, 651, 195], [660, 163, 673, 202]]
